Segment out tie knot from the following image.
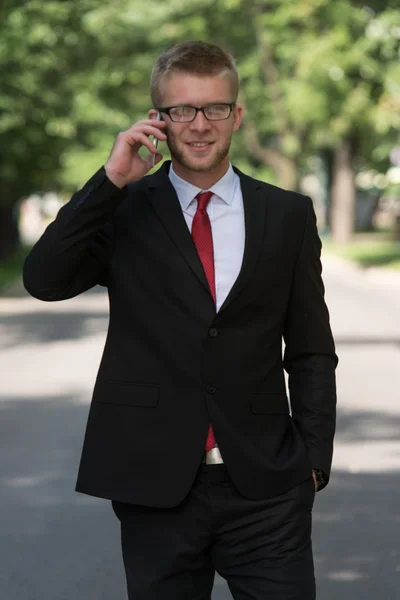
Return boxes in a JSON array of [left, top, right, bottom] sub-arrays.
[[196, 191, 213, 211]]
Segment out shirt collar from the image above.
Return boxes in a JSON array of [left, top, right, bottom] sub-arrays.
[[169, 163, 235, 210]]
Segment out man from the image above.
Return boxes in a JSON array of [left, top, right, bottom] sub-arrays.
[[24, 41, 337, 599]]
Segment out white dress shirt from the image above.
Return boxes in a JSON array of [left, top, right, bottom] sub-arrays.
[[169, 163, 245, 312]]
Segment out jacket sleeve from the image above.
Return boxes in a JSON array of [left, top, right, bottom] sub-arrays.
[[283, 196, 338, 484], [23, 167, 127, 301]]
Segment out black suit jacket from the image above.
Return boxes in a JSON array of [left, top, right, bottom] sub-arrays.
[[23, 161, 337, 507]]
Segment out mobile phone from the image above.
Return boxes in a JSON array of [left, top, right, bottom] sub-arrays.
[[151, 112, 161, 168]]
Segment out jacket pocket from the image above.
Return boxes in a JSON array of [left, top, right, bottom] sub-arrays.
[[251, 393, 289, 415], [93, 381, 159, 407]]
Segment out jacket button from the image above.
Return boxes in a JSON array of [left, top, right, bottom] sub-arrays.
[[209, 328, 218, 337], [206, 384, 216, 394]]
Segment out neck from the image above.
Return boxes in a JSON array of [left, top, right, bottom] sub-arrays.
[[171, 157, 230, 189]]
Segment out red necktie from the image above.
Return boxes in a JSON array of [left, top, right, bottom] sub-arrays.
[[192, 191, 217, 452]]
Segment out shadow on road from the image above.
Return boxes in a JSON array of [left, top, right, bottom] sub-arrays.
[[0, 284, 109, 349], [336, 409, 400, 442], [0, 393, 398, 599], [336, 336, 400, 347], [0, 393, 127, 600], [312, 469, 399, 600], [0, 310, 109, 349]]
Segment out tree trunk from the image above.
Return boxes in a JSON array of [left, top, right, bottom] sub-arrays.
[[0, 203, 20, 261], [275, 157, 298, 191], [356, 191, 381, 232], [241, 120, 299, 190], [321, 148, 334, 233], [330, 139, 356, 245], [395, 215, 400, 242]]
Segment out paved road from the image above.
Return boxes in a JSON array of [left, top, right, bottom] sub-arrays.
[[1, 256, 399, 599]]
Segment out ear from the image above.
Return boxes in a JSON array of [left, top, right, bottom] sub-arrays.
[[232, 103, 243, 132], [148, 109, 159, 120]]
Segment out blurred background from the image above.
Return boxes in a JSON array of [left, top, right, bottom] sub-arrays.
[[1, 2, 400, 600], [0, 0, 399, 286]]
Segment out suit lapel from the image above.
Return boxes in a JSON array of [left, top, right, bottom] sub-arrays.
[[218, 167, 266, 314], [146, 162, 212, 301], [146, 162, 267, 313]]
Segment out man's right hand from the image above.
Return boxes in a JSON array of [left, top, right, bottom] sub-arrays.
[[104, 119, 167, 189]]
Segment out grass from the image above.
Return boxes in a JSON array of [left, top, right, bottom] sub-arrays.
[[0, 246, 31, 292], [322, 231, 400, 270]]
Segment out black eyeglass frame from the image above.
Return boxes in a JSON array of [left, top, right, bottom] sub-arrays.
[[156, 103, 236, 122]]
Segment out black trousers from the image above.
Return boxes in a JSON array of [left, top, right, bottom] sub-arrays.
[[111, 464, 316, 600]]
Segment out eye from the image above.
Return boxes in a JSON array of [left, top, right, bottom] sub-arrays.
[[208, 105, 226, 115], [204, 104, 231, 120], [181, 106, 195, 116], [169, 106, 195, 120]]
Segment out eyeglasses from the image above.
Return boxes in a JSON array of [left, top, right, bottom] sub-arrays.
[[157, 103, 236, 123]]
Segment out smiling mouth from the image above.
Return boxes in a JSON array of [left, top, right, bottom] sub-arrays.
[[187, 142, 214, 149]]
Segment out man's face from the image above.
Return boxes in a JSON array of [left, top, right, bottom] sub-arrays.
[[150, 73, 242, 177]]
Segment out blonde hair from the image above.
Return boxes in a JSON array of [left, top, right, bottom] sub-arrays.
[[150, 41, 239, 106]]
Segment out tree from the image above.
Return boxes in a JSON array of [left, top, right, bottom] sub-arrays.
[[0, 1, 97, 258], [126, 0, 399, 243], [0, 0, 154, 259], [1, 0, 398, 258]]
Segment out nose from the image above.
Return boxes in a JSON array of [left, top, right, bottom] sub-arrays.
[[189, 109, 211, 132]]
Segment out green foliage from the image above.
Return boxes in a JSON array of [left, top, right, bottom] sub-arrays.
[[324, 234, 400, 270], [1, 0, 399, 200]]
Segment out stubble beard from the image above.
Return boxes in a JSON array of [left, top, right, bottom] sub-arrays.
[[167, 131, 232, 173]]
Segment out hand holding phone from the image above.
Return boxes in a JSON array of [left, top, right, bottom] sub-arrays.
[[104, 115, 166, 188]]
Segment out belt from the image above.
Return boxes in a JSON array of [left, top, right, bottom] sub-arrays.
[[202, 446, 224, 464]]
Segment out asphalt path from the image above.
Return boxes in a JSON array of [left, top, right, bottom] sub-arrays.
[[1, 255, 399, 599]]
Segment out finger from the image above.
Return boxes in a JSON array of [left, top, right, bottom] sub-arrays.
[[125, 132, 161, 154], [144, 118, 167, 127], [127, 120, 167, 135], [139, 125, 167, 140], [123, 129, 166, 151]]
